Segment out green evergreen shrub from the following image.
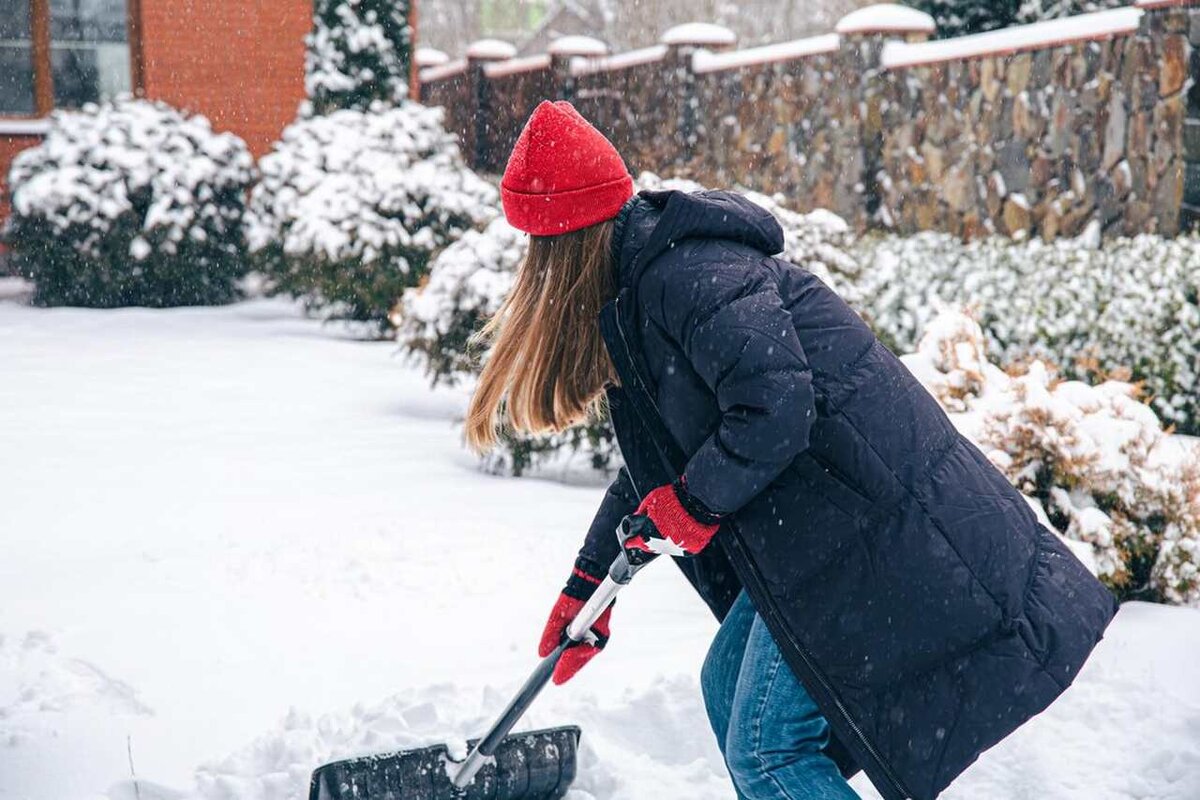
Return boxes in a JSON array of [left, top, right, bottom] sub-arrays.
[[5, 98, 254, 308]]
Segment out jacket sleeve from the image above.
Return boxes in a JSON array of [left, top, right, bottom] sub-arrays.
[[644, 256, 816, 515], [576, 466, 639, 572]]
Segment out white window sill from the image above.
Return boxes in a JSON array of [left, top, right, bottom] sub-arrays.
[[0, 119, 50, 136]]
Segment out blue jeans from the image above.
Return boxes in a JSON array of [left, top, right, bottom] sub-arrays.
[[701, 592, 859, 800]]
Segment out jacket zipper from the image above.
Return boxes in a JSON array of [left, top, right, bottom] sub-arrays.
[[608, 294, 912, 800]]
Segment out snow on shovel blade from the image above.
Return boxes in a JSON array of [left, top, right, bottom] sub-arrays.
[[309, 725, 581, 800]]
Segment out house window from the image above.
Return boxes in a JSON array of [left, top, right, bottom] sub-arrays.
[[0, 0, 131, 116], [0, 0, 36, 114], [50, 0, 131, 108]]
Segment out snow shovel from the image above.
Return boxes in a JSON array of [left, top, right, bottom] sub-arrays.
[[308, 517, 658, 800]]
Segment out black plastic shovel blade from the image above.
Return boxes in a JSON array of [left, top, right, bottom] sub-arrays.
[[308, 725, 582, 800]]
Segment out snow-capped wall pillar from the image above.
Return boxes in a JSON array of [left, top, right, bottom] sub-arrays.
[[464, 39, 517, 168], [1135, 0, 1200, 229], [836, 4, 937, 44], [660, 24, 737, 160], [548, 36, 609, 103], [830, 6, 936, 226], [414, 47, 450, 69], [835, 1, 937, 91]]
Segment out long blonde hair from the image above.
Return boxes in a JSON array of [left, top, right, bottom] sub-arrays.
[[465, 219, 617, 451]]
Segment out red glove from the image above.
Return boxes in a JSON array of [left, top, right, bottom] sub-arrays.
[[538, 558, 613, 685], [627, 478, 723, 557]]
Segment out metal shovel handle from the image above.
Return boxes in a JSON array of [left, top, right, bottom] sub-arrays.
[[451, 519, 653, 789]]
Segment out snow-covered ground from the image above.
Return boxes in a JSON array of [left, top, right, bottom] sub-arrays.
[[2, 294, 1199, 800]]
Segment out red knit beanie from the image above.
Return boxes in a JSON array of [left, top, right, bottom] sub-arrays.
[[501, 100, 634, 236]]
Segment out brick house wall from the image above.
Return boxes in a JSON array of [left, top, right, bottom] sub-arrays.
[[0, 133, 43, 223], [0, 0, 310, 228]]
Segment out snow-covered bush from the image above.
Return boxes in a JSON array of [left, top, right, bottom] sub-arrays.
[[903, 309, 1200, 606], [246, 102, 497, 330], [899, 306, 1001, 412], [395, 217, 523, 384], [307, 0, 413, 115], [5, 98, 254, 307], [857, 232, 1200, 432]]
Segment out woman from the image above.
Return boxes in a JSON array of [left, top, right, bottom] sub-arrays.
[[466, 100, 1117, 800]]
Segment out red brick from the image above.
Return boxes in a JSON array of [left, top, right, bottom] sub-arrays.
[[0, 134, 44, 223], [138, 0, 310, 156]]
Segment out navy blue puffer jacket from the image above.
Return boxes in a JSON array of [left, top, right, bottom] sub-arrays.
[[579, 189, 1117, 800]]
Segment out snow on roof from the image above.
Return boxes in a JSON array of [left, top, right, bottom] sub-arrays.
[[693, 33, 840, 74], [484, 53, 552, 78], [414, 47, 449, 68], [547, 35, 608, 56], [883, 6, 1142, 68], [660, 22, 738, 47], [571, 44, 669, 76], [419, 59, 467, 83], [0, 118, 50, 136], [466, 39, 517, 60], [836, 4, 936, 35]]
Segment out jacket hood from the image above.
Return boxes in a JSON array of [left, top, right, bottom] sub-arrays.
[[611, 189, 785, 286]]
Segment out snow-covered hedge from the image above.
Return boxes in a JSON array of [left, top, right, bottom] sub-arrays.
[[5, 98, 254, 307], [246, 102, 497, 330], [857, 231, 1200, 433], [903, 309, 1200, 606]]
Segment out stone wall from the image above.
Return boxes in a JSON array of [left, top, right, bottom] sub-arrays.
[[421, 2, 1200, 240], [870, 7, 1194, 238], [688, 36, 876, 229]]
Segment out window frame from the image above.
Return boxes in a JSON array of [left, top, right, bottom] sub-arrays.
[[3, 0, 142, 120]]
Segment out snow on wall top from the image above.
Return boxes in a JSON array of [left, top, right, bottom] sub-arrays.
[[420, 59, 467, 82], [883, 7, 1142, 68], [571, 44, 669, 76], [693, 33, 840, 74], [466, 39, 517, 60], [1136, 0, 1199, 8], [660, 22, 737, 46], [548, 35, 608, 56], [836, 4, 936, 35], [484, 53, 551, 78], [415, 47, 449, 68]]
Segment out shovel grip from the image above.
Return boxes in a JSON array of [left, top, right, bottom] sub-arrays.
[[564, 574, 621, 641]]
